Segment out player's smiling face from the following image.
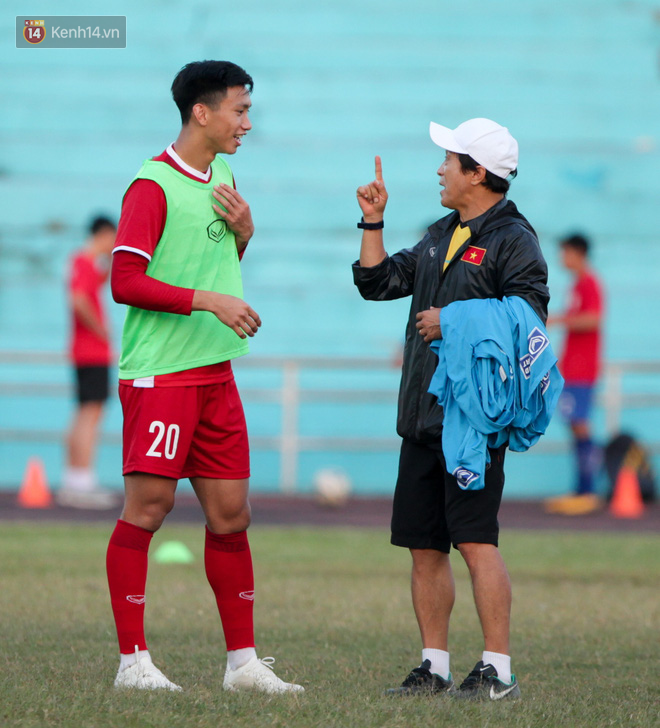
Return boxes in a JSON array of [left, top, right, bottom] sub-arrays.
[[205, 86, 252, 155]]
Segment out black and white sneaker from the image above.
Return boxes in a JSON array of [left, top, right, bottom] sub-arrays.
[[384, 659, 453, 696], [452, 661, 520, 701]]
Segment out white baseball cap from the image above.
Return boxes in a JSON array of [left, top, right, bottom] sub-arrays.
[[429, 118, 519, 179]]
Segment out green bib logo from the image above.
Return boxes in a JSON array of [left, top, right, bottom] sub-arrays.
[[207, 219, 227, 243]]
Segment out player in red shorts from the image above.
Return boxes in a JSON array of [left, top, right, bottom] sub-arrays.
[[545, 233, 605, 515], [107, 60, 303, 694]]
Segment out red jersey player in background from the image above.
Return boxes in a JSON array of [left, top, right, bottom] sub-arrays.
[[58, 216, 119, 510], [545, 233, 605, 515]]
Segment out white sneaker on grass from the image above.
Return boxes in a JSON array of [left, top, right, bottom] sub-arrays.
[[114, 652, 182, 691], [223, 656, 304, 694]]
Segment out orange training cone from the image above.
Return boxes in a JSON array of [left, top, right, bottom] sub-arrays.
[[609, 465, 644, 519], [17, 457, 53, 509]]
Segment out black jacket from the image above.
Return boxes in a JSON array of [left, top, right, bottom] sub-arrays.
[[352, 198, 550, 443]]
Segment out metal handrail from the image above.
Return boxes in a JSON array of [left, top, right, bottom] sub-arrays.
[[1, 350, 659, 491]]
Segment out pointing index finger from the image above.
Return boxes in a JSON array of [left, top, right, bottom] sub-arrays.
[[375, 155, 383, 181]]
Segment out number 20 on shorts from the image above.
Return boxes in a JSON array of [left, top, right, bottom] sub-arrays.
[[146, 421, 180, 459]]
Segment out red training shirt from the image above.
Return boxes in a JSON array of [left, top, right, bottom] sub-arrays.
[[69, 251, 112, 366], [559, 270, 604, 385]]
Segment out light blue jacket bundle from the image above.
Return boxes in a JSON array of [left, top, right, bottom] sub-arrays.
[[428, 296, 564, 490]]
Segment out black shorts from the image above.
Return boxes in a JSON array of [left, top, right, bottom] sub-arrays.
[[75, 365, 109, 404], [391, 437, 507, 553]]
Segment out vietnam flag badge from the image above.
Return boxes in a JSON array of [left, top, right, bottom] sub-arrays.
[[461, 245, 486, 266]]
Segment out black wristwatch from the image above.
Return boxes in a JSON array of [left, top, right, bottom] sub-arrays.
[[357, 217, 384, 230]]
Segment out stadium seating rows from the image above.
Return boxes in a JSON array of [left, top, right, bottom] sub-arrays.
[[1, 0, 659, 491]]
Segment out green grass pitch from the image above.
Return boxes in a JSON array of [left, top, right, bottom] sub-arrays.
[[1, 523, 658, 727]]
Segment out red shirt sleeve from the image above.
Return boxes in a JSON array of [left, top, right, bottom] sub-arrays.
[[112, 179, 194, 314], [114, 178, 167, 259], [111, 251, 194, 315]]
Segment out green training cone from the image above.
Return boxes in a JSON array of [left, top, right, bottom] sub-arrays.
[[153, 540, 195, 564]]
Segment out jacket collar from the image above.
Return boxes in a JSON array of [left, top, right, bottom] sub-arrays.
[[428, 198, 534, 242]]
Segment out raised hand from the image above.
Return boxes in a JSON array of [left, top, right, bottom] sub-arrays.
[[356, 156, 388, 221]]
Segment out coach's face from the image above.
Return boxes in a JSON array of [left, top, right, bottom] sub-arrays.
[[437, 151, 473, 210], [204, 85, 252, 155]]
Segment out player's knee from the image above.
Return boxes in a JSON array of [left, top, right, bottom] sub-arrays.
[[230, 512, 251, 533], [571, 421, 590, 439], [228, 503, 252, 532], [133, 494, 175, 531], [457, 541, 489, 566], [208, 503, 251, 533], [410, 547, 447, 574]]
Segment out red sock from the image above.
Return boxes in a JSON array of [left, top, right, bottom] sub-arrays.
[[106, 519, 153, 654], [204, 527, 255, 651]]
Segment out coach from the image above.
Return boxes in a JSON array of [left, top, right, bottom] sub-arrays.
[[353, 119, 549, 700]]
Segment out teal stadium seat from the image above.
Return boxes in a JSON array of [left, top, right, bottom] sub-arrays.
[[1, 0, 659, 491]]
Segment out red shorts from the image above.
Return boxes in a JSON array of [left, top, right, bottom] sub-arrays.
[[119, 378, 250, 480]]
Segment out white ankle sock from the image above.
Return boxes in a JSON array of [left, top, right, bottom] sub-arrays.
[[482, 651, 511, 683], [421, 648, 450, 679], [63, 466, 96, 492], [227, 647, 257, 671], [119, 648, 150, 672]]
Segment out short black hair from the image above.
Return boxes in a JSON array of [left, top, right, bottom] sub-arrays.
[[560, 233, 590, 256], [171, 60, 254, 124], [89, 215, 116, 235], [457, 153, 515, 194]]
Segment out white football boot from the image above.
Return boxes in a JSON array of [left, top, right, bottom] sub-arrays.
[[223, 656, 304, 694], [114, 651, 182, 691]]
